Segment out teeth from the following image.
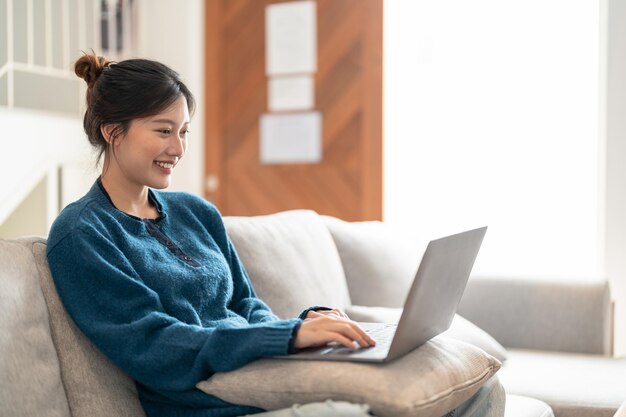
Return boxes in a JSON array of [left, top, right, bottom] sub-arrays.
[[155, 161, 174, 169]]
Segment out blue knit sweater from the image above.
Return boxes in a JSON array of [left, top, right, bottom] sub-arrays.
[[46, 180, 303, 417]]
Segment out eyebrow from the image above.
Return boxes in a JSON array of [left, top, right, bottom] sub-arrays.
[[150, 118, 190, 125]]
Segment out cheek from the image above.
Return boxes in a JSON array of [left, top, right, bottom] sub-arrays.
[[144, 141, 167, 158]]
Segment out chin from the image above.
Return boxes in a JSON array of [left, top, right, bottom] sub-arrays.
[[148, 178, 172, 190]]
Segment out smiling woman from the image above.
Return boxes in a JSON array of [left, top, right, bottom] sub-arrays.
[[44, 53, 378, 417]]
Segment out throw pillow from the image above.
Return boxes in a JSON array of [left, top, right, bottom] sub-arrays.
[[224, 210, 351, 319], [322, 215, 420, 308], [196, 337, 501, 417], [443, 315, 508, 363]]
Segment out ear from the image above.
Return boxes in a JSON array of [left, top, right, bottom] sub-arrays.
[[100, 124, 120, 145]]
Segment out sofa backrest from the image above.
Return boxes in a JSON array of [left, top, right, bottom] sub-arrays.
[[0, 237, 146, 417], [223, 210, 352, 318], [457, 275, 613, 355], [0, 238, 71, 417]]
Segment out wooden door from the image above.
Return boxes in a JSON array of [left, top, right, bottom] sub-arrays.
[[204, 0, 382, 221]]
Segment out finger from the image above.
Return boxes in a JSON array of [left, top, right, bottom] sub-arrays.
[[330, 310, 345, 318], [313, 317, 369, 347], [319, 316, 376, 346], [332, 308, 350, 319], [305, 316, 373, 347], [324, 331, 359, 350], [307, 310, 325, 319], [310, 310, 343, 320], [352, 323, 377, 346], [351, 322, 376, 347], [334, 319, 376, 347], [319, 309, 343, 318], [332, 322, 374, 348]]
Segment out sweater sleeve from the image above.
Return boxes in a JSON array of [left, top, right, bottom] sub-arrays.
[[225, 238, 283, 323], [46, 227, 300, 393], [200, 200, 283, 323]]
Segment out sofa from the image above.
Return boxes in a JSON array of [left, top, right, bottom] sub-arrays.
[[310, 214, 626, 417], [1, 209, 625, 417]]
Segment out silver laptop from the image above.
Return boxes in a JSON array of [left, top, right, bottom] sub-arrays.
[[282, 226, 487, 363]]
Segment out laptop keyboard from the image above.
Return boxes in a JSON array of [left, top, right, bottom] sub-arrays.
[[363, 323, 396, 351], [366, 323, 396, 342]]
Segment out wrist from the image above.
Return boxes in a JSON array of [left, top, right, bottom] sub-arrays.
[[287, 320, 303, 353]]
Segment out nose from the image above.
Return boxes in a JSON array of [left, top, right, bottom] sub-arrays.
[[167, 132, 186, 158]]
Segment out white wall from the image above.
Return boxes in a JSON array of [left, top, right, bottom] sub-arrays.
[[0, 0, 100, 237], [0, 107, 91, 237], [384, 0, 626, 356], [0, 0, 205, 239], [603, 0, 626, 356], [0, 175, 48, 239], [384, 0, 600, 278], [135, 0, 205, 197]]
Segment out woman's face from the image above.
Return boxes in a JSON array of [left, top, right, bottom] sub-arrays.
[[108, 95, 190, 190]]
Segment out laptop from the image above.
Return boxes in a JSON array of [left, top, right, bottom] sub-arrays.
[[282, 226, 487, 363]]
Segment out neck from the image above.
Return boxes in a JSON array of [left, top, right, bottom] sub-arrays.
[[100, 164, 157, 219]]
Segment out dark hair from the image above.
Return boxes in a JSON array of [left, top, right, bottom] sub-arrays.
[[74, 52, 195, 162]]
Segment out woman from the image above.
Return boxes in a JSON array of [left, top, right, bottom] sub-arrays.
[[46, 53, 375, 417], [47, 53, 504, 417]]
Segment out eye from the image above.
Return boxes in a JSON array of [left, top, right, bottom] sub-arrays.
[[156, 128, 171, 135]]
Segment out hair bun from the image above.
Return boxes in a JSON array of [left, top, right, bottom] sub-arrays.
[[74, 52, 113, 88]]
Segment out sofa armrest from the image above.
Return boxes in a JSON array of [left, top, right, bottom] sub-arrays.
[[457, 275, 612, 355]]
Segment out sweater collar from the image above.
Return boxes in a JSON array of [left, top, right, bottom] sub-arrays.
[[92, 177, 167, 223]]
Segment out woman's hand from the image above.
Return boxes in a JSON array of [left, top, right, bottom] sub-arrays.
[[305, 308, 349, 320], [294, 310, 376, 350]]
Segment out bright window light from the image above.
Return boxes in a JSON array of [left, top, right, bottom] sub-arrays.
[[384, 0, 600, 277]]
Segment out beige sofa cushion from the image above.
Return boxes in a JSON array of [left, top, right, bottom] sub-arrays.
[[322, 215, 419, 308], [32, 240, 147, 417], [505, 395, 555, 417], [197, 337, 501, 417], [499, 350, 626, 417], [0, 238, 71, 417], [224, 210, 351, 318]]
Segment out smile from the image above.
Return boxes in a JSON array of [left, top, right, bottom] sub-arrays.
[[155, 161, 175, 169]]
